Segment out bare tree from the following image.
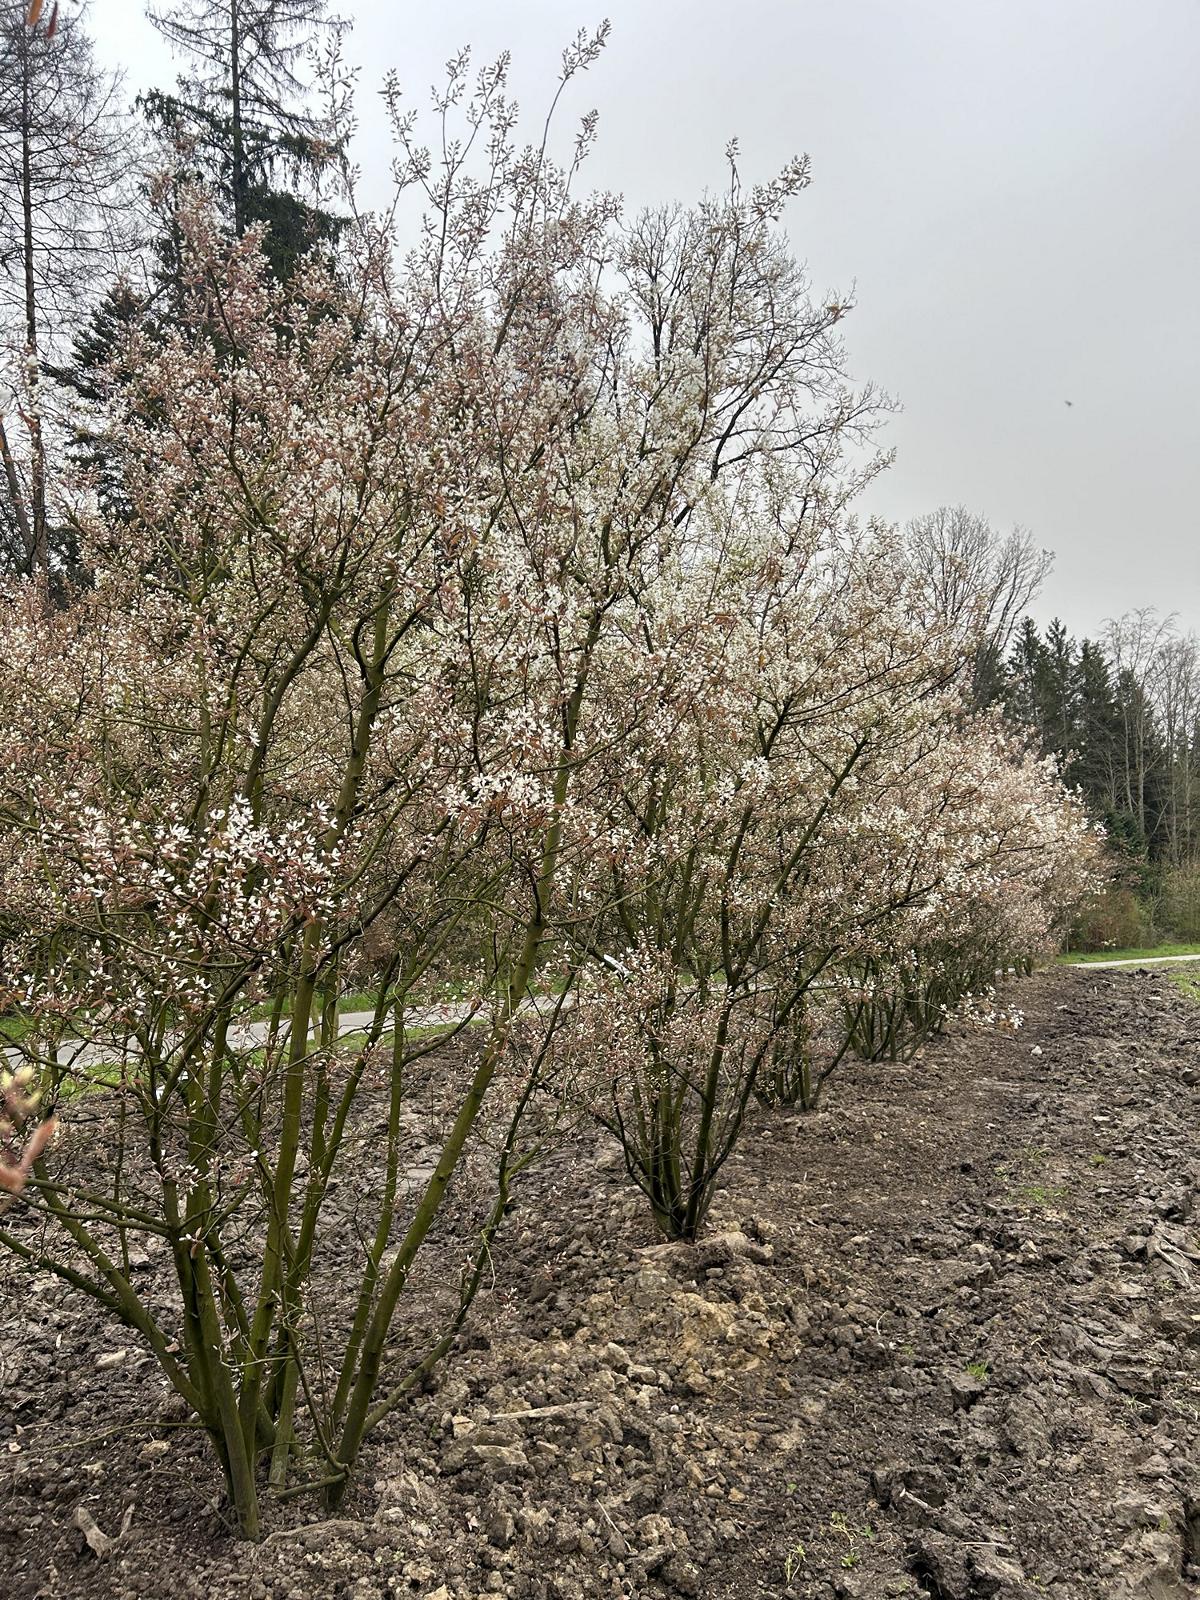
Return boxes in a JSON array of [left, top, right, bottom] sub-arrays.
[[1157, 632, 1200, 865], [0, 0, 133, 579], [1120, 614, 1200, 865], [904, 505, 1053, 701], [1104, 607, 1175, 848]]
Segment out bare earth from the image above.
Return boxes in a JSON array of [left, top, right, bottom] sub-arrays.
[[3, 966, 1199, 1600]]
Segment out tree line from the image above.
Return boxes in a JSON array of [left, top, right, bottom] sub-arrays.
[[901, 506, 1198, 943], [1000, 611, 1198, 872], [1004, 613, 1200, 944]]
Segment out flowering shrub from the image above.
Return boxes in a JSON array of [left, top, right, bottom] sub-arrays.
[[579, 548, 1101, 1224], [831, 728, 1102, 1066]]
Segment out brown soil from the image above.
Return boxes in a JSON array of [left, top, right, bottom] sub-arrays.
[[3, 966, 1200, 1600]]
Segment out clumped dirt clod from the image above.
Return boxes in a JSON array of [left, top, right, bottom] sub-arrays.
[[3, 967, 1200, 1599]]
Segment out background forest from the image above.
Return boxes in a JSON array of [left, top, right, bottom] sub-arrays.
[[993, 600, 1196, 947]]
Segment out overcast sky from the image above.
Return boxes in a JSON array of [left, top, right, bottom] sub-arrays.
[[95, 0, 1199, 642]]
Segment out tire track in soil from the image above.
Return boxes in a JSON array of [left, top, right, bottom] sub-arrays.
[[708, 965, 1200, 1600]]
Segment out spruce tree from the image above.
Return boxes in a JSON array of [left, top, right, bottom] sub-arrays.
[[54, 0, 347, 528], [144, 0, 345, 280], [1070, 639, 1123, 815]]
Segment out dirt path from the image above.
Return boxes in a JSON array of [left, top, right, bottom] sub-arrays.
[[3, 967, 1199, 1600]]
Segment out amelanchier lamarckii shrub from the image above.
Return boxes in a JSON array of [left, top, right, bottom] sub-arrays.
[[570, 537, 1102, 1231], [0, 38, 1101, 1537]]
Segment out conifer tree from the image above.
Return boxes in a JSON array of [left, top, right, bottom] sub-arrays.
[[144, 0, 346, 279]]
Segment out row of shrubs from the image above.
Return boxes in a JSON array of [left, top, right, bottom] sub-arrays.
[[0, 65, 1101, 1540]]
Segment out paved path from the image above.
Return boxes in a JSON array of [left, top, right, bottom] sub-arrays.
[[5, 994, 569, 1072], [1062, 952, 1200, 970], [14, 957, 1198, 1067]]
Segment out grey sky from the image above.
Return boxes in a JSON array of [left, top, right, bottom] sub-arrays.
[[96, 0, 1200, 641]]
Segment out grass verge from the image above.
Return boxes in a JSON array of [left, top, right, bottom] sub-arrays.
[[1168, 968, 1200, 1004]]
